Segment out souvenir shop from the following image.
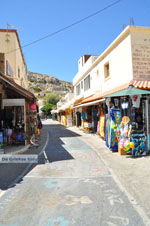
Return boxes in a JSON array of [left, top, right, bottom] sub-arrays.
[[0, 98, 27, 146], [104, 86, 150, 156], [26, 102, 40, 137], [65, 107, 73, 127], [74, 107, 82, 127], [58, 108, 73, 127], [0, 81, 37, 147], [81, 105, 99, 133], [74, 102, 101, 133], [0, 99, 40, 147]]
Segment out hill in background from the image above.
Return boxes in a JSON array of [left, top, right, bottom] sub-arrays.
[[27, 71, 73, 95]]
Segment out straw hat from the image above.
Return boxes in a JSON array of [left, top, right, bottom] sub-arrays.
[[121, 116, 130, 125]]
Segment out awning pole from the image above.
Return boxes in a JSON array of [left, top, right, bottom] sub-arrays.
[[146, 97, 150, 151]]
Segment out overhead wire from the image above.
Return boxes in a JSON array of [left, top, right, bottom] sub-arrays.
[[6, 0, 122, 54]]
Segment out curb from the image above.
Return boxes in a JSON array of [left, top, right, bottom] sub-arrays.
[[7, 144, 31, 155]]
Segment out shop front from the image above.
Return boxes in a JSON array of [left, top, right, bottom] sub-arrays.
[[73, 99, 105, 133], [2, 99, 26, 145], [0, 72, 36, 147], [81, 106, 99, 133], [105, 86, 150, 156], [65, 108, 73, 127]]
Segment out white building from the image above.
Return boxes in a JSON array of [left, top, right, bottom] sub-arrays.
[[73, 55, 99, 101], [57, 92, 74, 112], [72, 25, 150, 152], [73, 26, 150, 105]]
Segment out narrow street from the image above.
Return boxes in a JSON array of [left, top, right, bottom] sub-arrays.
[[0, 120, 146, 226]]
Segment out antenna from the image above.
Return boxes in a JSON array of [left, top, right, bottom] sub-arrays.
[[5, 23, 22, 42], [122, 17, 135, 30], [122, 24, 127, 30], [129, 17, 135, 26], [5, 23, 21, 31], [5, 23, 11, 42]]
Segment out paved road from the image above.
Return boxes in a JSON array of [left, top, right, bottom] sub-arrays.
[[0, 120, 146, 226], [0, 125, 47, 191]]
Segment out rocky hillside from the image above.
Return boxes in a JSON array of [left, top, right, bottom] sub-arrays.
[[27, 71, 73, 95]]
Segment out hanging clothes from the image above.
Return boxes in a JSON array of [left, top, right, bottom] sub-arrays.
[[130, 95, 141, 108], [108, 109, 121, 151], [105, 114, 110, 147], [99, 114, 105, 139], [81, 112, 87, 120]]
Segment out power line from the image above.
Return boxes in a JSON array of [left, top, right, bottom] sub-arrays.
[[6, 0, 122, 54]]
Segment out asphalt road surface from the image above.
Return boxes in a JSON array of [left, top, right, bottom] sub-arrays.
[[0, 120, 146, 226]]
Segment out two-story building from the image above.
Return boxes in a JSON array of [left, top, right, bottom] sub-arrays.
[[73, 26, 150, 156], [0, 29, 37, 147], [73, 55, 103, 131]]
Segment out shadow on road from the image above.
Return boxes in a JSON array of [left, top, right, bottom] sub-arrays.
[[0, 122, 80, 191], [45, 124, 81, 162]]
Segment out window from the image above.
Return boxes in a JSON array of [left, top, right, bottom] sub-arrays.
[[18, 68, 20, 78], [76, 84, 81, 95], [84, 75, 90, 91], [96, 69, 99, 76], [104, 62, 110, 79], [6, 61, 14, 77], [81, 81, 83, 89]]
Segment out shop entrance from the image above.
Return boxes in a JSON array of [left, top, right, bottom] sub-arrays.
[[76, 112, 81, 127], [2, 99, 26, 145]]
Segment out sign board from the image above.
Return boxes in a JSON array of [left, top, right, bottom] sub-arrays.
[[0, 154, 38, 163], [84, 122, 92, 128], [2, 99, 25, 107]]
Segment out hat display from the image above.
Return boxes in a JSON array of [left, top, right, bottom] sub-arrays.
[[121, 116, 130, 125]]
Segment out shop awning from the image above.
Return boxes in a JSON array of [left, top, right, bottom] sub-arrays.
[[51, 109, 58, 114], [131, 80, 150, 89], [73, 98, 105, 108], [106, 86, 150, 97], [0, 72, 35, 101]]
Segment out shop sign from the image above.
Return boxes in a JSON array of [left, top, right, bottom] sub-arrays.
[[84, 122, 92, 128], [0, 154, 38, 163]]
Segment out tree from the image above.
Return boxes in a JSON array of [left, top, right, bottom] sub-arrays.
[[41, 104, 55, 116], [41, 93, 63, 117], [44, 93, 62, 105]]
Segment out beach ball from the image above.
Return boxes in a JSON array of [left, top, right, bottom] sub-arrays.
[[129, 142, 134, 149], [124, 140, 130, 151]]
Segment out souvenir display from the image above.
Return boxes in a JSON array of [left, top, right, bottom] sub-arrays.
[[99, 114, 105, 139], [105, 114, 110, 148], [107, 109, 121, 151], [130, 134, 146, 156]]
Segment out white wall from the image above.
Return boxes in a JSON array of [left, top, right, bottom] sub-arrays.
[[73, 55, 98, 86], [100, 34, 133, 94], [73, 35, 133, 99], [73, 55, 100, 99], [73, 26, 150, 100], [57, 92, 74, 108]]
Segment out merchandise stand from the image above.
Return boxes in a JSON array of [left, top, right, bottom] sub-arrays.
[[2, 99, 27, 145], [105, 94, 150, 156]]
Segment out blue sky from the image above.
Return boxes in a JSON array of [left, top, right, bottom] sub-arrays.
[[1, 0, 150, 82]]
